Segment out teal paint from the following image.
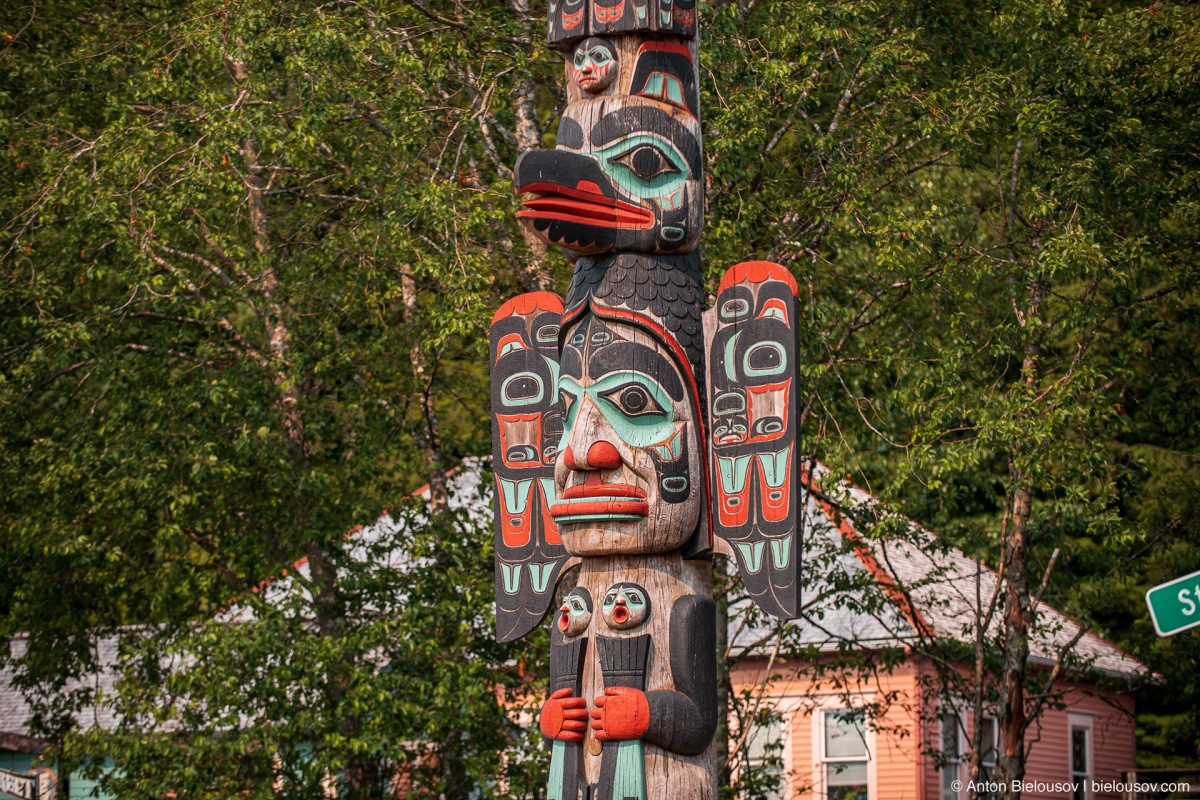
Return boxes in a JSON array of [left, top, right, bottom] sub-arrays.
[[547, 741, 567, 800], [612, 740, 647, 800]]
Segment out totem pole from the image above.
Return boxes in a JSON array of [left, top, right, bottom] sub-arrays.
[[491, 2, 802, 798]]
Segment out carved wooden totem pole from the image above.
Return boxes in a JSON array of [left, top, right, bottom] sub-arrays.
[[491, 2, 802, 798]]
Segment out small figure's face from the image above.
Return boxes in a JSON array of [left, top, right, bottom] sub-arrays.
[[572, 38, 618, 94], [601, 582, 650, 630], [551, 313, 701, 556], [557, 587, 593, 638]]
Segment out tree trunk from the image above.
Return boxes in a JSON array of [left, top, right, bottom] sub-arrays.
[[999, 335, 1040, 800], [508, 0, 553, 293]]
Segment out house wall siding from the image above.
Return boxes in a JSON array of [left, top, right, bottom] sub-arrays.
[[731, 656, 1136, 800]]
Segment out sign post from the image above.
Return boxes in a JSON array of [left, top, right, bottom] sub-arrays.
[[1146, 568, 1200, 637]]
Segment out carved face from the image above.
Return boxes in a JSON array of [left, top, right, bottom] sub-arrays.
[[557, 587, 593, 637], [601, 582, 650, 630], [515, 38, 703, 255], [572, 38, 618, 94], [551, 312, 701, 555]]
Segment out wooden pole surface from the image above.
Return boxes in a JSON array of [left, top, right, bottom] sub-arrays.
[[492, 3, 803, 798]]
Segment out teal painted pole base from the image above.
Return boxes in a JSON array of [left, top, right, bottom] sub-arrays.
[[608, 740, 647, 800], [547, 740, 567, 800]]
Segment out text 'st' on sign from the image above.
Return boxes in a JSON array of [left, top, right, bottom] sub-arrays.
[[1146, 568, 1200, 637]]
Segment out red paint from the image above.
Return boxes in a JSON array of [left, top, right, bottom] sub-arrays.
[[562, 480, 647, 500], [757, 448, 792, 523], [517, 181, 655, 230], [745, 380, 791, 444], [591, 687, 650, 741], [541, 688, 589, 742], [635, 41, 694, 62], [595, 0, 625, 23], [496, 413, 544, 470], [758, 297, 790, 324], [558, 608, 570, 631], [586, 441, 621, 469], [492, 292, 564, 326], [550, 498, 649, 518], [717, 260, 799, 297]]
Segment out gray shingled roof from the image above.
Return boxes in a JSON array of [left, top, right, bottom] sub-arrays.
[[803, 467, 1150, 680]]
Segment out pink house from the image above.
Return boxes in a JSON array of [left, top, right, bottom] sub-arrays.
[[726, 469, 1147, 800]]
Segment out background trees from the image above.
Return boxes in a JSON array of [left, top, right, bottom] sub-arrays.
[[1, 0, 1198, 797]]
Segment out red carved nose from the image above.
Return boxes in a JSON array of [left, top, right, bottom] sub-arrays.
[[585, 441, 621, 469]]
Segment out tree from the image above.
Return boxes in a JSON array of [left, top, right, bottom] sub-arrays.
[[1, 0, 560, 795], [3, 0, 1199, 796]]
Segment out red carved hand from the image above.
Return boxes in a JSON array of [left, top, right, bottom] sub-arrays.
[[590, 687, 650, 741], [540, 688, 589, 742]]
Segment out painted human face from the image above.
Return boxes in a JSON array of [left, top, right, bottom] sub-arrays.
[[601, 582, 650, 630], [551, 312, 701, 555], [557, 587, 594, 637], [572, 38, 618, 94]]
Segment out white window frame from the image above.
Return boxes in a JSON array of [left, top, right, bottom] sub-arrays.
[[809, 694, 876, 800], [732, 693, 803, 800], [742, 707, 792, 800], [938, 707, 998, 800], [939, 711, 966, 800], [1068, 712, 1094, 800]]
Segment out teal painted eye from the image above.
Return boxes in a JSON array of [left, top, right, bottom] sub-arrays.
[[600, 383, 665, 419], [626, 591, 644, 606], [594, 134, 689, 200], [610, 144, 679, 182]]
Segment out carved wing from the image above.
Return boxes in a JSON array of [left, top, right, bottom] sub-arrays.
[[706, 262, 802, 618], [492, 292, 571, 643]]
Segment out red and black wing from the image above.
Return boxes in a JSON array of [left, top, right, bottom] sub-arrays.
[[492, 292, 571, 642], [706, 262, 802, 618]]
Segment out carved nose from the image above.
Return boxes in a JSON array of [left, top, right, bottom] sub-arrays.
[[563, 441, 622, 470], [585, 441, 621, 469]]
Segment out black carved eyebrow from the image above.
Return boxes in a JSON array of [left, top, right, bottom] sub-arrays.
[[560, 344, 584, 380], [591, 106, 701, 178], [590, 341, 685, 402]]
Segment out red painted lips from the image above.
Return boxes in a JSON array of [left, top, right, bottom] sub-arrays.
[[517, 180, 654, 230], [549, 480, 649, 520]]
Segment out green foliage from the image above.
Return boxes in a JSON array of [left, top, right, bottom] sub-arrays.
[[2, 0, 1199, 793]]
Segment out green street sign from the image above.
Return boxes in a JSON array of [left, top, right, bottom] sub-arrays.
[[1146, 568, 1200, 637]]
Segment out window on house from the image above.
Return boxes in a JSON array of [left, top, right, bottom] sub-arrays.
[[745, 712, 787, 800], [822, 710, 869, 800], [939, 712, 998, 800], [1069, 714, 1093, 800], [941, 713, 963, 800]]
